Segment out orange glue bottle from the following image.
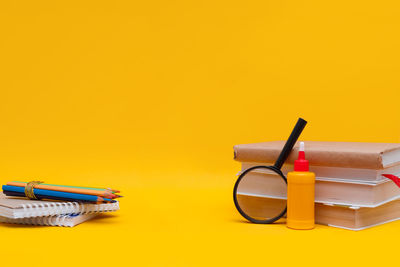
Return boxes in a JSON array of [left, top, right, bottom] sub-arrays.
[[287, 141, 315, 230]]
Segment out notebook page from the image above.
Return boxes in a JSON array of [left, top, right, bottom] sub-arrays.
[[0, 192, 70, 209]]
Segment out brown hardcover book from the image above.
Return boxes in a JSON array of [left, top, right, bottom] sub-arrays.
[[234, 141, 400, 169]]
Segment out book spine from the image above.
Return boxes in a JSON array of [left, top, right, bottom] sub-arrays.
[[233, 146, 384, 169]]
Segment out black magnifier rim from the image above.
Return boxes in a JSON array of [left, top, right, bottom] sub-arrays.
[[233, 165, 287, 224]]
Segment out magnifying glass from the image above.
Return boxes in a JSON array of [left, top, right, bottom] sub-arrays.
[[233, 118, 307, 224]]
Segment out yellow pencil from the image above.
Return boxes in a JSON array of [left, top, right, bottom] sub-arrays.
[[7, 181, 117, 198]]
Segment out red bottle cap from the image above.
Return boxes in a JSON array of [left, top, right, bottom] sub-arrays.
[[294, 142, 309, 172]]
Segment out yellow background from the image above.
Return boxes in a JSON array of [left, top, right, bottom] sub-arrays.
[[0, 0, 399, 266]]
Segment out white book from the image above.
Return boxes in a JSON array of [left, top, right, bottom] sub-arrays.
[[0, 213, 99, 227], [241, 162, 400, 182], [237, 194, 400, 230], [0, 193, 119, 219], [237, 170, 400, 207]]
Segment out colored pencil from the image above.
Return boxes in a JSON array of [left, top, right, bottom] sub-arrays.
[[2, 185, 112, 203], [11, 181, 120, 193], [7, 181, 118, 198], [2, 190, 115, 203]]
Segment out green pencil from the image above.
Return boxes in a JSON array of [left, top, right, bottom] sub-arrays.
[[12, 181, 120, 193]]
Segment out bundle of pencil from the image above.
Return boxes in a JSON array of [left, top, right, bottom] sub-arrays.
[[2, 181, 122, 203]]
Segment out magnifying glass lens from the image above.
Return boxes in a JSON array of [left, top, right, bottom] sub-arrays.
[[235, 167, 287, 222]]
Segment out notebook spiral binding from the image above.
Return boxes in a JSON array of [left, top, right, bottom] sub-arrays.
[[18, 201, 119, 218], [0, 214, 96, 227]]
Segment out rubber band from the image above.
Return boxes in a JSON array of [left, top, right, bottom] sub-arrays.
[[24, 181, 44, 200]]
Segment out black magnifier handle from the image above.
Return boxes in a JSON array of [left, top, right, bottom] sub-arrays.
[[274, 118, 307, 170]]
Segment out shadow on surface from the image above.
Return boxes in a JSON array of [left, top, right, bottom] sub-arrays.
[[230, 218, 286, 225]]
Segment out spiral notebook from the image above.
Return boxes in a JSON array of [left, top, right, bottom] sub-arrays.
[[0, 192, 119, 219], [0, 213, 98, 227]]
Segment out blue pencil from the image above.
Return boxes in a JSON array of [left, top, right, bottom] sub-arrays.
[[2, 190, 116, 203], [2, 185, 112, 202]]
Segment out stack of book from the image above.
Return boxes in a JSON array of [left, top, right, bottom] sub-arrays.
[[234, 141, 400, 230], [0, 182, 121, 227], [0, 193, 120, 226]]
